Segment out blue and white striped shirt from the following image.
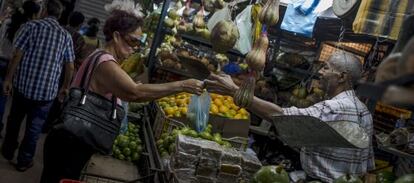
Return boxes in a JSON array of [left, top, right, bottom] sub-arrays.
[[13, 17, 75, 101]]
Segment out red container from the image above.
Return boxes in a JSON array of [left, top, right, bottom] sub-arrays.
[[60, 179, 83, 183]]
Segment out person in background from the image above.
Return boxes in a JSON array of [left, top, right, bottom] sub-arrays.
[[0, 0, 42, 138], [83, 18, 101, 49], [64, 11, 86, 70], [57, 0, 76, 26], [40, 9, 204, 183], [206, 51, 374, 182], [1, 0, 75, 172], [42, 11, 86, 134]]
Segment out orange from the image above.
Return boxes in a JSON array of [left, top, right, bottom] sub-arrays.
[[174, 111, 182, 118], [223, 100, 231, 108], [181, 107, 188, 115], [214, 98, 223, 106], [216, 95, 224, 100], [219, 105, 229, 113], [210, 104, 219, 114], [225, 96, 233, 102], [238, 108, 248, 115], [164, 107, 174, 116], [229, 109, 237, 116], [234, 114, 243, 119], [210, 93, 218, 99], [230, 104, 240, 111], [176, 99, 186, 107]]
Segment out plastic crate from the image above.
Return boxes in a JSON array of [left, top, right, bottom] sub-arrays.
[[153, 103, 248, 151]]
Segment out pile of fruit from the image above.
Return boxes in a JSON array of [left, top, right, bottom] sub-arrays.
[[112, 123, 143, 162], [252, 165, 289, 183], [157, 93, 249, 119], [156, 124, 232, 157], [143, 12, 160, 35]]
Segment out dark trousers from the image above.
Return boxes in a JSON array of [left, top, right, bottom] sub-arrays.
[[0, 57, 8, 134], [42, 99, 62, 133], [0, 83, 7, 134], [40, 128, 95, 183], [1, 90, 52, 165]]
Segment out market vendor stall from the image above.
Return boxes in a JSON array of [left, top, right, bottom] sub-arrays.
[[51, 0, 414, 182]]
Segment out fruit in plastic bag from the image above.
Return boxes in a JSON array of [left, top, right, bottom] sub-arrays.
[[210, 20, 240, 53], [245, 32, 268, 72], [187, 91, 211, 133], [258, 0, 280, 26]]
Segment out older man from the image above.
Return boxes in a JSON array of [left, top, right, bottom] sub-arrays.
[[207, 51, 375, 182]]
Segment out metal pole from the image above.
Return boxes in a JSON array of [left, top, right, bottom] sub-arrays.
[[147, 0, 171, 81]]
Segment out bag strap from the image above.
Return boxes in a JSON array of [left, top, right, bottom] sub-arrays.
[[80, 50, 106, 89], [79, 50, 120, 120]]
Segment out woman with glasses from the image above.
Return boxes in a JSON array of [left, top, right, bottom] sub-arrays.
[[40, 9, 204, 183]]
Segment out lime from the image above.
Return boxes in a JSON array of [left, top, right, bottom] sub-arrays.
[[119, 154, 125, 160], [172, 129, 180, 136], [166, 136, 174, 144], [129, 141, 138, 150], [119, 135, 129, 148], [131, 152, 140, 161], [160, 133, 168, 140], [126, 157, 132, 162], [137, 146, 143, 154], [200, 132, 213, 141], [161, 151, 169, 158], [213, 133, 222, 143], [188, 130, 198, 138], [156, 139, 164, 147], [169, 143, 176, 153], [123, 148, 131, 156], [222, 141, 232, 148], [114, 148, 121, 156]]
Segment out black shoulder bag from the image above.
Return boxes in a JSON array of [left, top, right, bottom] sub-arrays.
[[58, 50, 125, 154]]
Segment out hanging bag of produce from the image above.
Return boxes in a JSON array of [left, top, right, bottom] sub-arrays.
[[187, 91, 211, 133], [57, 51, 126, 155], [234, 5, 254, 54]]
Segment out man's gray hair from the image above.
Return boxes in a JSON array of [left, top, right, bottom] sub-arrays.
[[328, 51, 363, 86]]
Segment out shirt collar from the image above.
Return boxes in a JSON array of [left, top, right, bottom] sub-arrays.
[[45, 17, 59, 23], [332, 90, 356, 100]]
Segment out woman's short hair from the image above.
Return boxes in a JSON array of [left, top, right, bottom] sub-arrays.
[[103, 10, 143, 42]]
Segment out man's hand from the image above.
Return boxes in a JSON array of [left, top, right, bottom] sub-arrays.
[[57, 88, 69, 102], [180, 79, 204, 95], [3, 79, 12, 96], [205, 73, 239, 96]]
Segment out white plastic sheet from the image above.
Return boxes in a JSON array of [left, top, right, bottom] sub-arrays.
[[234, 5, 253, 54]]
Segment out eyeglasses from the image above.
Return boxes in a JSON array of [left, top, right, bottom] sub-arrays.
[[123, 33, 147, 49]]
